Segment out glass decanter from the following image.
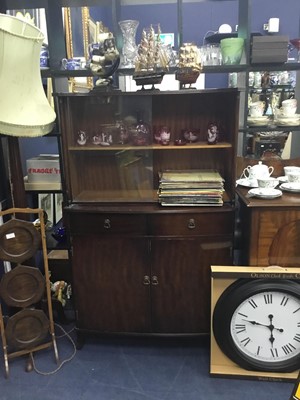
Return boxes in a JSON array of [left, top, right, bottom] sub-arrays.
[[130, 112, 151, 146]]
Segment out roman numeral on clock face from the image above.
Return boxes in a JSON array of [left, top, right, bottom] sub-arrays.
[[293, 334, 300, 343], [270, 348, 278, 358], [280, 296, 289, 306], [264, 294, 272, 304], [235, 324, 246, 334], [248, 299, 258, 309], [282, 343, 296, 355], [241, 337, 251, 346]]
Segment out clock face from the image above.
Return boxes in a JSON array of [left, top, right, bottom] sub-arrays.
[[213, 279, 300, 372]]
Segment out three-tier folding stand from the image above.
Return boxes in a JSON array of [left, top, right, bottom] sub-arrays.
[[0, 208, 59, 378]]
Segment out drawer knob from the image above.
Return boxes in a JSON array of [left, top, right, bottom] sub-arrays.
[[143, 275, 151, 285], [188, 218, 196, 229], [152, 275, 159, 286], [104, 218, 111, 229]]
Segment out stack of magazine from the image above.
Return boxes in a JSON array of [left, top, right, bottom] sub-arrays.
[[158, 169, 224, 206]]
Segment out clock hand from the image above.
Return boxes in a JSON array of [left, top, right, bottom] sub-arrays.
[[268, 314, 275, 347], [242, 318, 284, 333]]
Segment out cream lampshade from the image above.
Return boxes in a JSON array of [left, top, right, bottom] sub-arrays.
[[0, 13, 56, 137]]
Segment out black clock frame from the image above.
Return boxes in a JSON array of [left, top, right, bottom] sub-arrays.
[[213, 278, 300, 373]]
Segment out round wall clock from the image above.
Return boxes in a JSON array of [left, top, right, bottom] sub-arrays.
[[213, 279, 300, 372]]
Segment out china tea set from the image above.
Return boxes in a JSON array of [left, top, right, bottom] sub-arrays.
[[236, 161, 300, 199], [247, 84, 300, 127]]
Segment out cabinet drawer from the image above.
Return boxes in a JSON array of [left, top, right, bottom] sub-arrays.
[[150, 212, 234, 236], [68, 213, 147, 235]]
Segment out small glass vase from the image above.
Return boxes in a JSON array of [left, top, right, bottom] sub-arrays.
[[130, 113, 151, 146], [118, 20, 139, 68]]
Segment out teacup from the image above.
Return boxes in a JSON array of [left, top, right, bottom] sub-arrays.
[[249, 101, 265, 117], [282, 98, 297, 107], [257, 177, 279, 189], [287, 171, 300, 184], [284, 166, 300, 176], [61, 58, 82, 70], [281, 104, 297, 116]]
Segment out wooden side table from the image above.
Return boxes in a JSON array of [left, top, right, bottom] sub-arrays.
[[236, 187, 300, 266]]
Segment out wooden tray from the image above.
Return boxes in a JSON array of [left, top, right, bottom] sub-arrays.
[[0, 219, 41, 263], [5, 309, 49, 350], [0, 265, 45, 308]]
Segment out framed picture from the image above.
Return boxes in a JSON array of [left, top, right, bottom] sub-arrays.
[[38, 193, 54, 224], [55, 193, 63, 224]]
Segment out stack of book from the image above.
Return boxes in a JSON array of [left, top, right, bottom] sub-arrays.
[[158, 169, 224, 206]]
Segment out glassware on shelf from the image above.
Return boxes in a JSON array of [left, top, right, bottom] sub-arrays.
[[130, 113, 151, 146], [118, 20, 139, 68], [207, 123, 219, 145], [182, 129, 199, 143], [77, 130, 88, 146], [290, 38, 300, 63], [154, 126, 171, 145], [116, 120, 129, 144]]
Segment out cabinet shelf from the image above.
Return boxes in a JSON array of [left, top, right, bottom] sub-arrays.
[[70, 189, 232, 204], [239, 126, 300, 132], [41, 64, 300, 80], [68, 142, 233, 151]]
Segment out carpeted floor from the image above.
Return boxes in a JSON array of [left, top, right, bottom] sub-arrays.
[[0, 321, 296, 400]]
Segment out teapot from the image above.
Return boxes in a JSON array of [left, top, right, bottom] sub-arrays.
[[242, 161, 274, 182]]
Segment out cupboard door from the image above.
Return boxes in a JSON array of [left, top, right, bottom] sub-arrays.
[[150, 236, 233, 333], [71, 235, 151, 333]]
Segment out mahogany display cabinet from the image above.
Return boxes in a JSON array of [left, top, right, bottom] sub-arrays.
[[56, 88, 239, 337]]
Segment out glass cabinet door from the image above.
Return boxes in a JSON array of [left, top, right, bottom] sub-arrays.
[[57, 88, 238, 204]]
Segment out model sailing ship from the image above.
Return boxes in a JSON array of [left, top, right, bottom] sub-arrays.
[[133, 24, 168, 90], [175, 43, 202, 88]]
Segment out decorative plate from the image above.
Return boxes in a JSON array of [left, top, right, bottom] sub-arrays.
[[0, 265, 45, 308], [279, 183, 300, 193], [248, 188, 282, 199], [0, 219, 41, 263], [5, 309, 49, 350]]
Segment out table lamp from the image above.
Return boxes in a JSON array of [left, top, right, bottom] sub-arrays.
[[0, 13, 56, 208]]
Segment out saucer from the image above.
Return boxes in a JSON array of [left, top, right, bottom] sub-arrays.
[[247, 116, 269, 127], [236, 178, 258, 188], [275, 114, 300, 126], [248, 188, 282, 199], [279, 183, 300, 193], [276, 113, 300, 119], [277, 175, 288, 183]]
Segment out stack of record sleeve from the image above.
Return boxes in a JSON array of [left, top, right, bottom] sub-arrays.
[[158, 169, 224, 206]]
